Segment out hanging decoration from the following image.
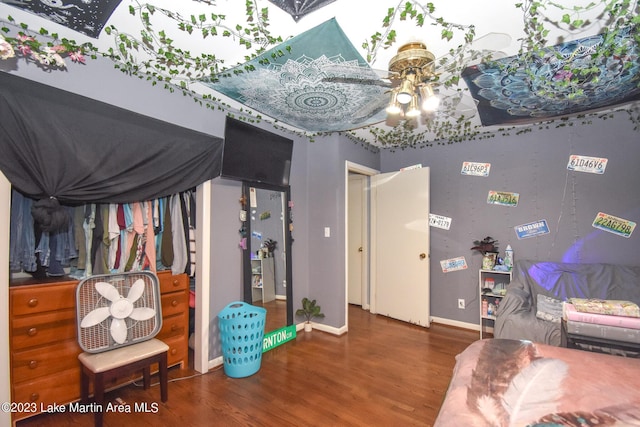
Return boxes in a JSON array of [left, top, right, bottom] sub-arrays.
[[462, 26, 640, 126], [267, 0, 336, 22], [0, 0, 122, 38], [201, 18, 387, 132]]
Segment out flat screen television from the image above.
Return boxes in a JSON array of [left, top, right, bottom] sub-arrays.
[[221, 117, 293, 187]]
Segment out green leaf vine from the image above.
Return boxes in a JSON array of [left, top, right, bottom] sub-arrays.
[[0, 0, 638, 149]]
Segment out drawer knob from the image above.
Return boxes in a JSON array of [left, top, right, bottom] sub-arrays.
[[29, 360, 38, 369], [30, 392, 39, 402], [172, 279, 179, 287], [171, 300, 178, 307], [171, 324, 178, 332], [28, 298, 39, 308], [170, 348, 177, 355], [27, 327, 37, 337]]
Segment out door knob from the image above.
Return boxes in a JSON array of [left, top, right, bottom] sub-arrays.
[[419, 253, 426, 260]]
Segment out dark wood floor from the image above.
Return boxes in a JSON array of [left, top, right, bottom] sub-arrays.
[[17, 305, 478, 427]]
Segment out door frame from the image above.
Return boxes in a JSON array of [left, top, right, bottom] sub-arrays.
[[344, 161, 379, 330]]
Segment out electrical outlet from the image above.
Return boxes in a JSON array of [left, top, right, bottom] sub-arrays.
[[457, 298, 465, 309]]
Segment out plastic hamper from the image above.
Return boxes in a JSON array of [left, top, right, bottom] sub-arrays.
[[218, 301, 267, 378]]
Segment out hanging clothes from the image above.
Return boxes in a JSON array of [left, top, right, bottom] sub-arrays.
[[9, 191, 191, 278], [9, 190, 37, 273], [170, 193, 188, 276]]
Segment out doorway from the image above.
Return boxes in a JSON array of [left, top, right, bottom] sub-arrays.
[[345, 162, 378, 329], [345, 162, 432, 329]]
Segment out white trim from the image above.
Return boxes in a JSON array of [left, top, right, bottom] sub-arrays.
[[194, 180, 212, 373], [430, 316, 479, 332], [344, 161, 379, 332], [296, 322, 347, 336], [208, 356, 224, 371], [0, 172, 11, 427]]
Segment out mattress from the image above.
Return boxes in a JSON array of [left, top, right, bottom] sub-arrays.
[[435, 339, 640, 427]]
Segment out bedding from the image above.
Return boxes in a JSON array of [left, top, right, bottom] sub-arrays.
[[435, 339, 640, 427]]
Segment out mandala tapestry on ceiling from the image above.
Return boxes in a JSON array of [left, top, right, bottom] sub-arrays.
[[268, 0, 336, 22], [462, 27, 640, 126], [200, 18, 388, 133], [0, 0, 122, 38]]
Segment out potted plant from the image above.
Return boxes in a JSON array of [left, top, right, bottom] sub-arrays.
[[471, 236, 499, 270], [296, 297, 325, 332]]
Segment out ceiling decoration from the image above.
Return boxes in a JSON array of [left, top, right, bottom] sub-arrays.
[[201, 18, 388, 133], [462, 26, 640, 126], [267, 0, 336, 22], [0, 0, 121, 38]]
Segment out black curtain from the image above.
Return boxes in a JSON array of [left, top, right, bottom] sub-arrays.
[[0, 72, 222, 205]]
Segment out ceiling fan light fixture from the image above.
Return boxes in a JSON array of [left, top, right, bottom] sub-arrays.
[[397, 79, 414, 104], [420, 84, 440, 112], [405, 95, 421, 118], [386, 91, 403, 115]]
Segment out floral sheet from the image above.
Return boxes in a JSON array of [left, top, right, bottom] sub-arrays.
[[435, 339, 640, 427]]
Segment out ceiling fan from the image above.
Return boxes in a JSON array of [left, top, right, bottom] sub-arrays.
[[323, 32, 511, 127]]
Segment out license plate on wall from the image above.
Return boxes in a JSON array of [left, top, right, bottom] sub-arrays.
[[592, 212, 636, 238]]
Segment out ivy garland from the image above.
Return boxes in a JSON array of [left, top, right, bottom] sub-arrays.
[[0, 0, 638, 149]]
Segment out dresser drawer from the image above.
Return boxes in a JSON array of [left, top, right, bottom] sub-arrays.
[[158, 271, 188, 294], [11, 282, 77, 315], [163, 334, 188, 368], [11, 309, 77, 350], [12, 339, 81, 382], [12, 367, 80, 416], [161, 290, 189, 317], [157, 312, 187, 341]]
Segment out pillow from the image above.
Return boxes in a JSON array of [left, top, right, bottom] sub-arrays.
[[570, 298, 640, 318], [536, 295, 563, 323]]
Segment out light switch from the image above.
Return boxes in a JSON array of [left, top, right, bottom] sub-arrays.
[[324, 227, 331, 237]]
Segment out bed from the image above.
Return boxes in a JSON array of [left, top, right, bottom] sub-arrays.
[[435, 339, 640, 427]]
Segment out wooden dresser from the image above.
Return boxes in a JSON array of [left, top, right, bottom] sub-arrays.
[[9, 270, 189, 424]]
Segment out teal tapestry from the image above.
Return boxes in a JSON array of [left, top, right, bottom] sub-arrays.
[[201, 18, 388, 132]]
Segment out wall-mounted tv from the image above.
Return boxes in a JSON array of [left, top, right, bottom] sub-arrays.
[[221, 117, 293, 187]]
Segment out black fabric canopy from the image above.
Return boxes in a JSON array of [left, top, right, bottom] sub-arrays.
[[0, 72, 222, 205]]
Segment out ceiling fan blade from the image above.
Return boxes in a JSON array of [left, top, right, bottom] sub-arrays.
[[110, 318, 128, 344], [80, 306, 111, 328], [322, 76, 392, 88], [129, 307, 156, 321], [470, 32, 512, 52], [95, 281, 122, 302], [126, 278, 145, 303]]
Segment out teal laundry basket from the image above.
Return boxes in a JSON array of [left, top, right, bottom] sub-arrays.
[[218, 301, 267, 378]]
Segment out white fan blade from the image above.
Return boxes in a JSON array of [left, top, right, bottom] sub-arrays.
[[126, 279, 145, 303], [80, 307, 111, 328], [95, 281, 122, 302], [110, 318, 128, 344], [129, 307, 156, 321], [470, 32, 512, 52]]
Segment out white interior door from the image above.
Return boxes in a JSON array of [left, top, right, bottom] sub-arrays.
[[371, 167, 430, 327]]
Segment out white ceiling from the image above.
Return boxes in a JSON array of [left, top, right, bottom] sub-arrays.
[[0, 0, 622, 144]]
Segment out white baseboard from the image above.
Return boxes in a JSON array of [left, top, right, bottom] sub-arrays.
[[294, 322, 347, 335], [208, 355, 223, 371], [430, 316, 479, 332]]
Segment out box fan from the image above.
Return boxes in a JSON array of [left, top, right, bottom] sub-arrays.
[[76, 271, 163, 353]]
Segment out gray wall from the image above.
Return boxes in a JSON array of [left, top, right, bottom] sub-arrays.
[[5, 46, 639, 350], [380, 114, 640, 325]]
